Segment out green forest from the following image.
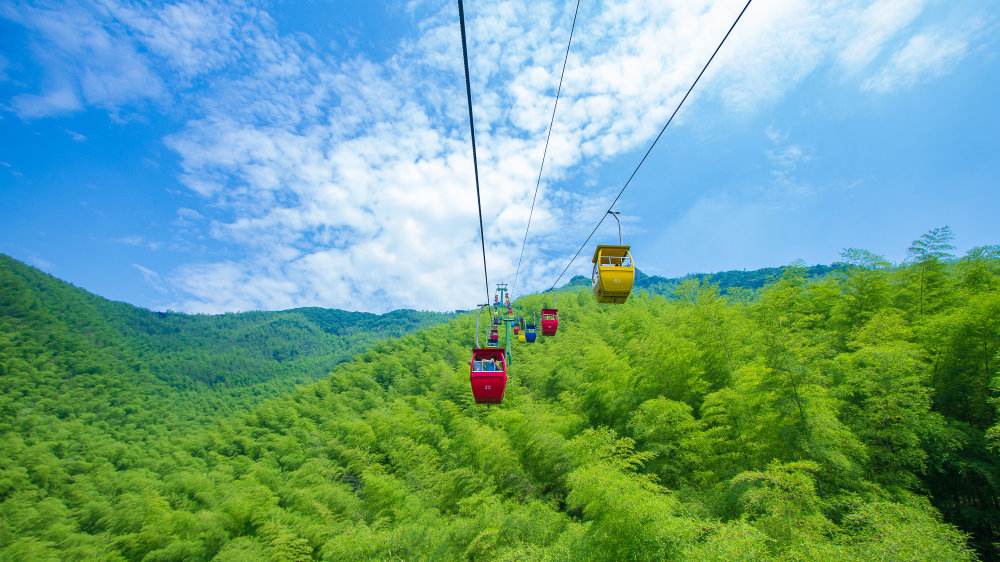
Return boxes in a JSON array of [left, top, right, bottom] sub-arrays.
[[0, 253, 448, 434], [1, 228, 998, 560]]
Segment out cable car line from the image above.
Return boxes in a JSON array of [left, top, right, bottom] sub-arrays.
[[459, 0, 510, 404], [511, 0, 582, 297], [548, 0, 753, 291], [457, 0, 492, 310]]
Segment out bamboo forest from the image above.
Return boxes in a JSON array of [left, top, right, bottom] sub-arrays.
[[2, 228, 998, 560]]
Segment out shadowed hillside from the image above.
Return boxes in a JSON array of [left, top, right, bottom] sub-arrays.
[[0, 254, 449, 435]]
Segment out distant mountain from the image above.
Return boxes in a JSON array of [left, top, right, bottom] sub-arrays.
[[0, 254, 449, 433], [566, 263, 848, 295]]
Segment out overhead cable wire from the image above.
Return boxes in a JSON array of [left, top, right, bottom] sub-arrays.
[[457, 0, 492, 310], [548, 0, 753, 291], [511, 0, 582, 296]]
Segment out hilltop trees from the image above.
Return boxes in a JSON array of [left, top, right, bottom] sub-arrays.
[[906, 225, 956, 317]]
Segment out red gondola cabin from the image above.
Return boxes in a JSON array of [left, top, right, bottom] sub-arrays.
[[541, 308, 559, 336], [470, 348, 507, 404]]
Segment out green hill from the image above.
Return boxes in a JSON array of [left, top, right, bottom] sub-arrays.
[[1, 235, 998, 560], [0, 254, 448, 436], [567, 262, 847, 296]]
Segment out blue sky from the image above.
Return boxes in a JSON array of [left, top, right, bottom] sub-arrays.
[[1, 0, 997, 313]]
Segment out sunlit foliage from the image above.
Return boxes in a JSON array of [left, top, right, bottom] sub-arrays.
[[1, 229, 996, 560]]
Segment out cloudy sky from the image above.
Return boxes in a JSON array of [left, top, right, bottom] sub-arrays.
[[1, 0, 997, 313]]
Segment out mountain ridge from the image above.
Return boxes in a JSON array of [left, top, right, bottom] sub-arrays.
[[566, 262, 847, 294], [0, 253, 450, 427]]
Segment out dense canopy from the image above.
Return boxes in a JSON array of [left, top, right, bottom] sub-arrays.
[[1, 230, 998, 560]]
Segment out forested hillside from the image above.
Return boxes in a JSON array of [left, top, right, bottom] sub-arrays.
[[567, 263, 846, 296], [1, 232, 998, 560], [0, 254, 447, 436]]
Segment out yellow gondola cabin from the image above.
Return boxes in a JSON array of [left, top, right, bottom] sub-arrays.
[[591, 244, 634, 304]]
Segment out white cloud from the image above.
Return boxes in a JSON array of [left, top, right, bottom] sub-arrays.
[[25, 254, 54, 271], [154, 0, 997, 312], [837, 0, 925, 72], [175, 207, 203, 223], [117, 235, 144, 246], [132, 263, 167, 292], [1, 0, 251, 118], [862, 28, 970, 93], [3, 0, 989, 311], [3, 3, 167, 117], [159, 0, 833, 312], [0, 160, 23, 177], [12, 84, 81, 118], [766, 126, 811, 183], [116, 235, 162, 251], [64, 128, 86, 142], [169, 261, 302, 313], [103, 1, 244, 80]]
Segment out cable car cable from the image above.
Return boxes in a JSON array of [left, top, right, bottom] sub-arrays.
[[511, 0, 582, 296], [457, 0, 492, 310], [548, 0, 752, 291]]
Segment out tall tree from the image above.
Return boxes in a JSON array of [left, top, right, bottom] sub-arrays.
[[906, 226, 956, 318], [836, 248, 891, 332]]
